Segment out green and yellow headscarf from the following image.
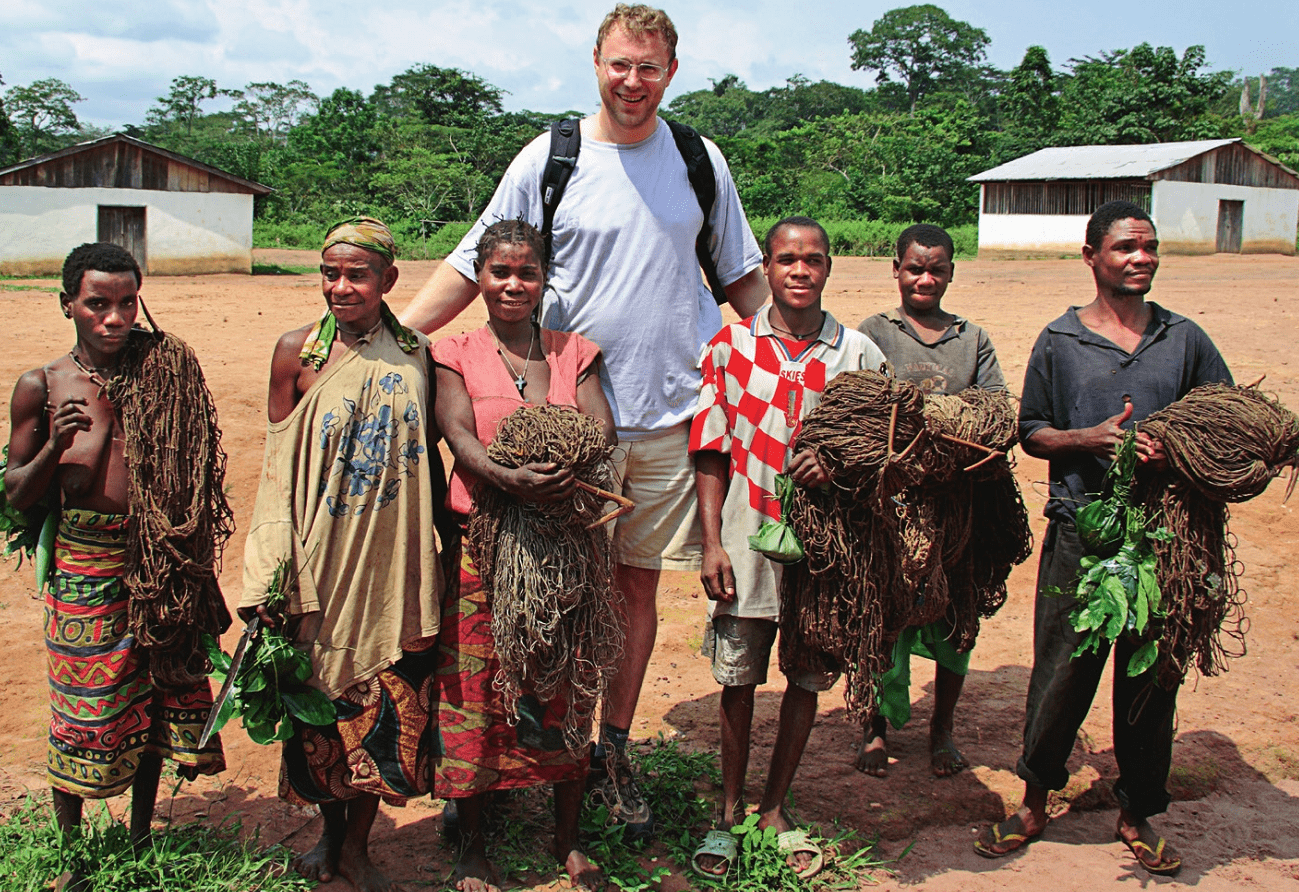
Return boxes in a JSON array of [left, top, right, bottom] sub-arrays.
[[300, 216, 420, 368], [322, 216, 397, 262]]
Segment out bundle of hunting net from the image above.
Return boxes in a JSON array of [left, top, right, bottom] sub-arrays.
[[467, 404, 625, 756], [104, 329, 234, 689], [778, 370, 1031, 719], [1133, 382, 1299, 687]]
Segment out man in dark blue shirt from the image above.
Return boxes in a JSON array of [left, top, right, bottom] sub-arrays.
[[975, 201, 1231, 875]]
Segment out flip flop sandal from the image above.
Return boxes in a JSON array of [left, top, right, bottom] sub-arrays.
[[777, 828, 825, 880], [691, 829, 738, 878], [974, 814, 1042, 858], [1117, 832, 1182, 876]]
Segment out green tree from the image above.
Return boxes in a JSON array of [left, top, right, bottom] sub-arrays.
[[665, 76, 761, 137], [233, 80, 317, 143], [0, 72, 21, 165], [1249, 114, 1299, 170], [997, 45, 1060, 153], [146, 75, 240, 135], [5, 77, 84, 156], [370, 65, 505, 128], [848, 5, 990, 114], [1057, 44, 1232, 144], [1262, 67, 1299, 117], [801, 102, 990, 225]]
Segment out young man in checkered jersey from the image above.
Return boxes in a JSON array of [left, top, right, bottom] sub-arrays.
[[688, 216, 886, 877]]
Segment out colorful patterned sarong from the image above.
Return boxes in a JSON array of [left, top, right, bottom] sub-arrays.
[[433, 543, 587, 798], [46, 509, 225, 798], [279, 640, 438, 807]]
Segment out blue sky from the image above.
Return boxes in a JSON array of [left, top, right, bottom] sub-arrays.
[[2, 0, 1295, 129]]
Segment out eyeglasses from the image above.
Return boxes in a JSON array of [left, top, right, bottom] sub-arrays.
[[600, 54, 670, 82]]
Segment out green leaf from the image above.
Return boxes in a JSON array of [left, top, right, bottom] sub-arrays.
[[281, 688, 336, 726], [1138, 559, 1162, 617], [1127, 640, 1159, 677], [245, 719, 281, 745]]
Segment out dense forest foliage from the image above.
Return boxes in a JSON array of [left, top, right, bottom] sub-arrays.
[[2, 5, 1296, 256]]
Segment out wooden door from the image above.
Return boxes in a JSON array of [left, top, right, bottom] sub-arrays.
[[1216, 200, 1243, 253], [97, 206, 147, 272]]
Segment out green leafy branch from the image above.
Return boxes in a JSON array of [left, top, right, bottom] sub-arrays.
[[202, 559, 334, 744], [1065, 431, 1172, 677]]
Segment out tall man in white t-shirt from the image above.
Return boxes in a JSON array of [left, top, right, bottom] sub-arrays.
[[402, 4, 767, 838]]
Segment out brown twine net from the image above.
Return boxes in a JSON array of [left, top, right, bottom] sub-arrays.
[[778, 370, 1032, 720], [467, 404, 625, 756], [1134, 383, 1299, 688], [104, 330, 234, 689]]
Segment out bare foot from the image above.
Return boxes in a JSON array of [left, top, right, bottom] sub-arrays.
[[454, 849, 500, 892], [929, 727, 969, 777], [563, 848, 606, 891], [854, 727, 888, 777], [337, 838, 403, 892], [292, 834, 338, 883]]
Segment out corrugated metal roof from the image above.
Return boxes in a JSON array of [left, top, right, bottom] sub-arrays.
[[969, 139, 1240, 182]]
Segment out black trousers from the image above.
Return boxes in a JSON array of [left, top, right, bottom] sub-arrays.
[[1016, 520, 1176, 819]]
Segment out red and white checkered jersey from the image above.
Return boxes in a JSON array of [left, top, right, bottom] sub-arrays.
[[689, 305, 886, 618]]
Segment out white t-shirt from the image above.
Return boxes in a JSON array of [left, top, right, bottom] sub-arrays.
[[445, 117, 763, 439]]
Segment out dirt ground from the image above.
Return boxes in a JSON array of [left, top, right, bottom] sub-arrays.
[[3, 250, 1299, 891]]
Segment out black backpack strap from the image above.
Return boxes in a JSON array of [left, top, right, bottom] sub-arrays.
[[540, 118, 582, 272], [667, 120, 727, 306]]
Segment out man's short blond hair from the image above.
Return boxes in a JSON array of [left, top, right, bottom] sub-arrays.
[[597, 4, 678, 61]]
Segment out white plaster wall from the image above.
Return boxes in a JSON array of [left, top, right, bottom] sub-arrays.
[[1152, 181, 1299, 255], [976, 210, 1088, 257], [0, 186, 254, 274]]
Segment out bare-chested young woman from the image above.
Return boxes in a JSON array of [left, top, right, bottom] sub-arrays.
[[5, 243, 225, 891]]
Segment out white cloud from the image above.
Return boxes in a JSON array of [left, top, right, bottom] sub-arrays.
[[2, 0, 1296, 128]]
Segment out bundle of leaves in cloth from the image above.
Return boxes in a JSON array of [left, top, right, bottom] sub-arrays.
[[202, 559, 336, 743], [467, 404, 625, 756], [778, 370, 1031, 719], [1133, 382, 1299, 687], [0, 446, 57, 592], [104, 328, 235, 689], [1066, 432, 1172, 679]]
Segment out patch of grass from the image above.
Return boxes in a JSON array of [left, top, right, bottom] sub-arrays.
[[0, 796, 311, 892], [252, 262, 316, 276], [1255, 745, 1299, 783], [1168, 759, 1222, 800], [444, 736, 892, 891], [0, 283, 58, 293], [684, 812, 893, 892]]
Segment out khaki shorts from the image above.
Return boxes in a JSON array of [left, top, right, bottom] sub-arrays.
[[704, 614, 839, 693], [610, 424, 701, 570]]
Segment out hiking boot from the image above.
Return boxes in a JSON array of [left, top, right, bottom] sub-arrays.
[[587, 748, 655, 841]]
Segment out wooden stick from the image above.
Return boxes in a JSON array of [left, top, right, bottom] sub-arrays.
[[937, 432, 1000, 455], [893, 429, 924, 463], [1246, 373, 1267, 388], [586, 504, 635, 530], [886, 402, 899, 459], [962, 451, 1005, 473], [576, 479, 635, 508]]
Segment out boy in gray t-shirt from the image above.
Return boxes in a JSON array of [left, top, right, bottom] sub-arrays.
[[855, 223, 1005, 780]]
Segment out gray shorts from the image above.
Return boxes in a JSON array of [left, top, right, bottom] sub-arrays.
[[703, 614, 839, 693]]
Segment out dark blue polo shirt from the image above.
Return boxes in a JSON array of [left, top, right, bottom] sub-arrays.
[[1018, 302, 1232, 522]]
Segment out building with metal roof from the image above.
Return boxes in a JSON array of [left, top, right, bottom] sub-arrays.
[[0, 134, 272, 276], [968, 139, 1299, 257]]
